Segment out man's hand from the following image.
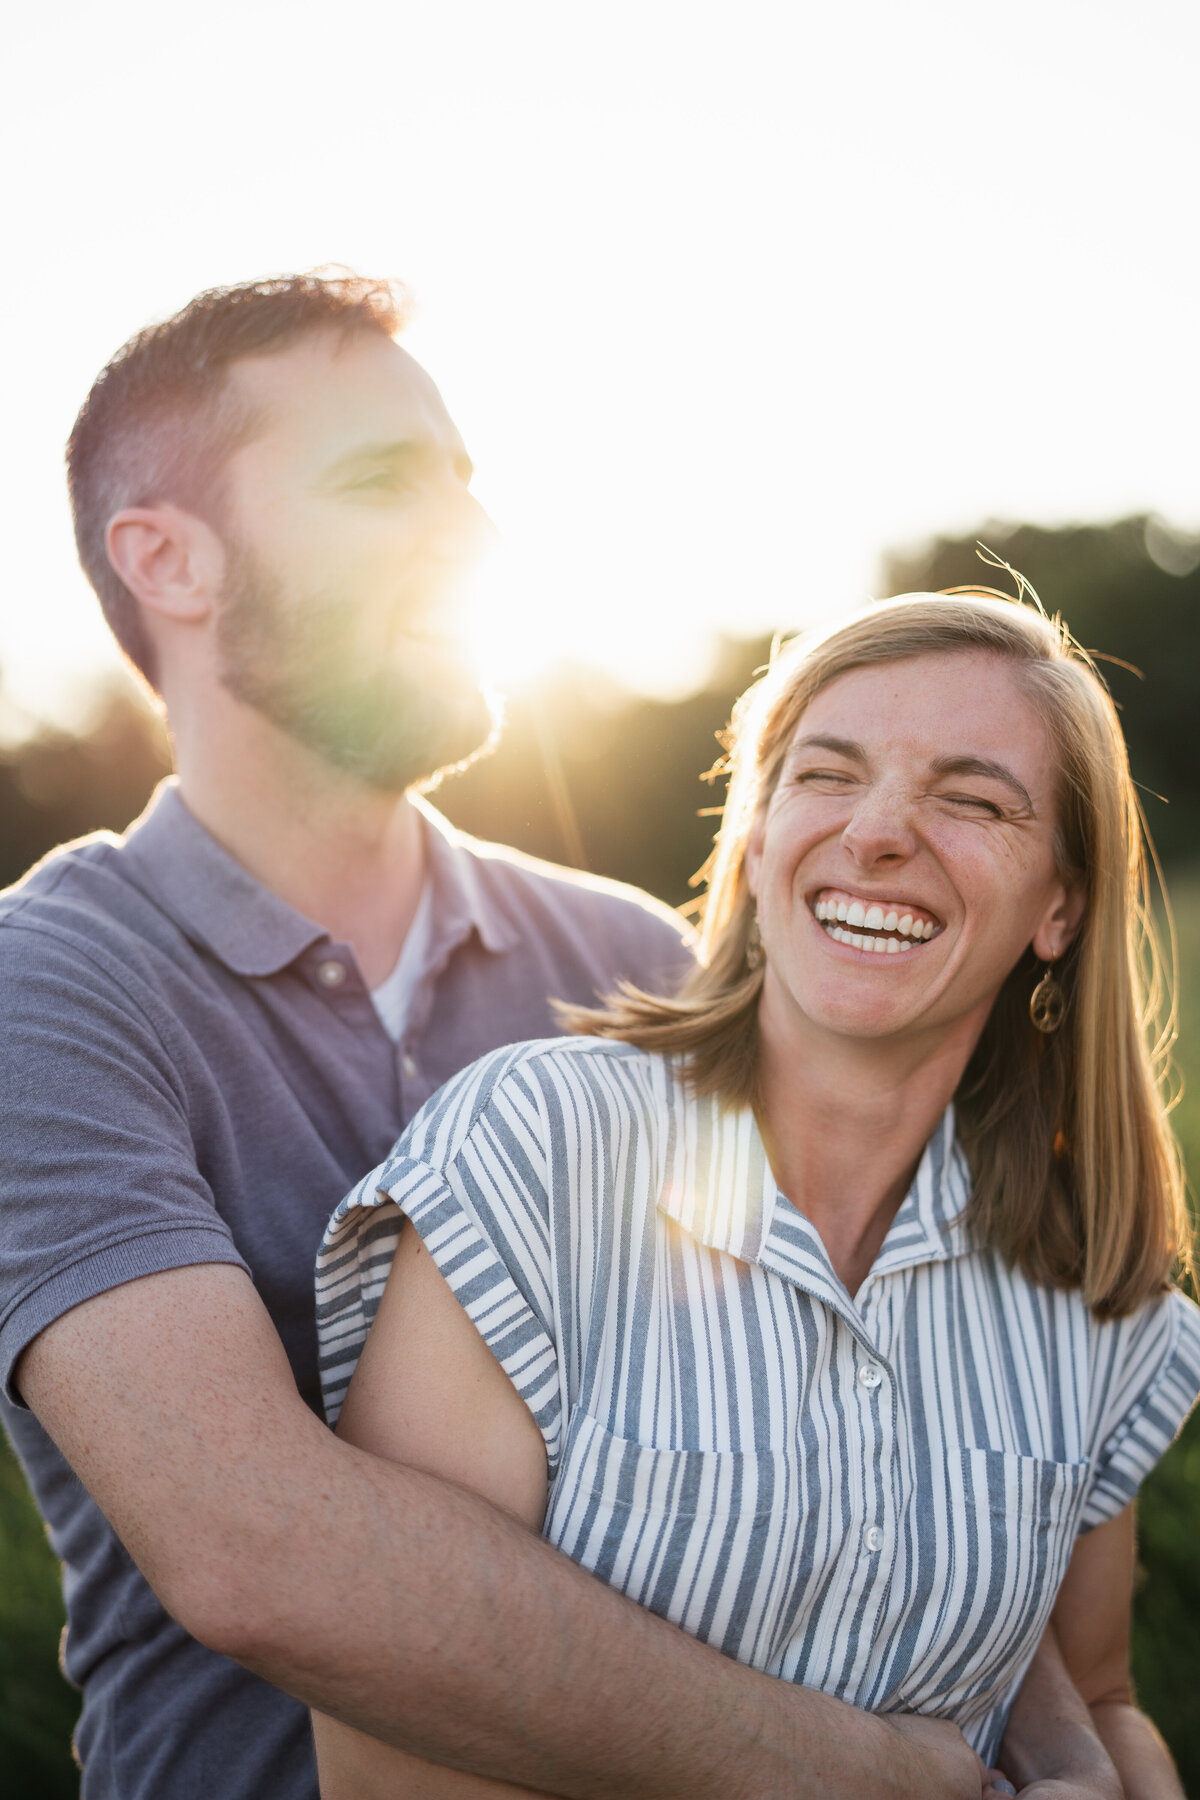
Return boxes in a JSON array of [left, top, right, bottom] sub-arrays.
[[988, 1783, 1123, 1800], [883, 1714, 992, 1798]]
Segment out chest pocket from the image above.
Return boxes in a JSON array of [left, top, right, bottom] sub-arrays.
[[891, 1445, 1090, 1722], [543, 1407, 803, 1663]]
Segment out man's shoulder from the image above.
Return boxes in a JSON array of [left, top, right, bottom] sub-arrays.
[[427, 806, 695, 957], [0, 829, 142, 956]]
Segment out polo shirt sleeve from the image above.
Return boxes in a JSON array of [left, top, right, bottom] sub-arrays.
[[0, 924, 248, 1405], [1078, 1287, 1200, 1531], [316, 1045, 564, 1473]]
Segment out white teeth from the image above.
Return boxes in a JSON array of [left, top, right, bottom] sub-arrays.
[[818, 898, 938, 953]]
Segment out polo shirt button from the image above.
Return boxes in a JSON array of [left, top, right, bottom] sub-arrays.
[[316, 959, 347, 988], [401, 1053, 417, 1079], [864, 1525, 885, 1553], [858, 1362, 884, 1390]]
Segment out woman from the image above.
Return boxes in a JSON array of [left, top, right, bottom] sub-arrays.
[[313, 592, 1200, 1796]]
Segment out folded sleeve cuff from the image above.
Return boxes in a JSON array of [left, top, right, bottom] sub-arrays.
[[1080, 1289, 1200, 1530], [316, 1155, 563, 1475]]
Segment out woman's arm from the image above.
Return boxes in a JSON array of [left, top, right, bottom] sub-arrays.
[[312, 1220, 552, 1798], [1055, 1507, 1183, 1800], [998, 1507, 1183, 1800]]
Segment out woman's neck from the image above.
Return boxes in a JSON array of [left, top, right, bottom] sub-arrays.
[[754, 995, 980, 1298]]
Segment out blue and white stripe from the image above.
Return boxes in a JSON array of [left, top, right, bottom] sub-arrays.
[[316, 1038, 1200, 1763]]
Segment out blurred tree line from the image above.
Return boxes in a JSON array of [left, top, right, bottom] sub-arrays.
[[2, 514, 1199, 1794]]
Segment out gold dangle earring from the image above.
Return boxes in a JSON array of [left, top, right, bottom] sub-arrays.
[[745, 916, 765, 971], [1029, 963, 1065, 1034]]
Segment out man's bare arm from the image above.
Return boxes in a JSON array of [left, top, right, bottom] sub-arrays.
[[18, 1261, 984, 1800]]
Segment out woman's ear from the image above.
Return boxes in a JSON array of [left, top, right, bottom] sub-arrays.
[[1031, 879, 1087, 963], [744, 815, 766, 900], [106, 504, 225, 625]]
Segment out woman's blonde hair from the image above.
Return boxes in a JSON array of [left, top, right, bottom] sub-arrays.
[[564, 591, 1191, 1318]]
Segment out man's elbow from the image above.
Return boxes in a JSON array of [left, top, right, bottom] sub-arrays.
[[152, 1525, 301, 1664]]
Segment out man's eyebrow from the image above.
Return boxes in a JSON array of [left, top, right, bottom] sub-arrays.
[[323, 440, 475, 482], [931, 754, 1035, 812]]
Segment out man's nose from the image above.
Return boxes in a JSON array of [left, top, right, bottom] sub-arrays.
[[840, 785, 918, 866], [431, 476, 498, 561]]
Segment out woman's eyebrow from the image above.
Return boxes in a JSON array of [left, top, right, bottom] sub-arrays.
[[789, 734, 865, 761], [931, 754, 1035, 811]]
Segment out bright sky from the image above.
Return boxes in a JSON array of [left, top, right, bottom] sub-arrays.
[[3, 0, 1198, 729]]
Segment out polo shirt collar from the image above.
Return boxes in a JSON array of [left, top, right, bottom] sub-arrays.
[[413, 795, 520, 958], [121, 781, 327, 975], [121, 780, 518, 979]]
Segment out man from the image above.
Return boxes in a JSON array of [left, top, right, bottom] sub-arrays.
[[0, 274, 1092, 1800]]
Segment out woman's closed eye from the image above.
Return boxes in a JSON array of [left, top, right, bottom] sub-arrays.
[[938, 791, 1006, 817], [792, 768, 860, 790]]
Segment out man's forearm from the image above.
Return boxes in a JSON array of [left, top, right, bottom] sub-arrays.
[[21, 1265, 979, 1800], [231, 1438, 947, 1800]]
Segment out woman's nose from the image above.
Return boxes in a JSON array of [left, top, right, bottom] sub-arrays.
[[840, 786, 918, 866]]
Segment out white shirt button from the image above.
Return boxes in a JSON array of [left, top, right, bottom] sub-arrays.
[[858, 1362, 884, 1390], [401, 1053, 418, 1079], [316, 959, 347, 988], [864, 1525, 885, 1553]]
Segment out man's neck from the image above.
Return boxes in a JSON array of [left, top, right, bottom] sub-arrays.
[[172, 703, 428, 988]]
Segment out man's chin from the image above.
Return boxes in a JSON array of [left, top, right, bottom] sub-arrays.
[[291, 685, 501, 797]]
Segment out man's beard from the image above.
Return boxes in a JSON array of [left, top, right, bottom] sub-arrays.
[[215, 541, 499, 793]]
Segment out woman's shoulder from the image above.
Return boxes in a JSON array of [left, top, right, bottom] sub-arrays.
[[399, 1037, 679, 1166]]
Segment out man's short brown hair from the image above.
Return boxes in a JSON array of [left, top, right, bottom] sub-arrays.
[[67, 271, 406, 684]]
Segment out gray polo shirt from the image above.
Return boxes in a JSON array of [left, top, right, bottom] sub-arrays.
[[0, 780, 692, 1800]]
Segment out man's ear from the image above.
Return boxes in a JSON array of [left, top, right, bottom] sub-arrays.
[[106, 505, 225, 625], [1031, 879, 1087, 963]]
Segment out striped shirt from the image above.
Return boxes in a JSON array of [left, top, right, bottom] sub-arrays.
[[316, 1038, 1200, 1763]]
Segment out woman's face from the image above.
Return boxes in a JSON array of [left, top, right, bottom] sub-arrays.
[[744, 649, 1086, 1052]]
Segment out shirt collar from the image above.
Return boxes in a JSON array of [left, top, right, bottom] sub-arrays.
[[655, 1081, 974, 1311], [121, 781, 328, 976], [412, 794, 520, 959], [120, 780, 518, 979]]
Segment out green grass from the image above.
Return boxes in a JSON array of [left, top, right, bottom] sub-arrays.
[[0, 1436, 80, 1797]]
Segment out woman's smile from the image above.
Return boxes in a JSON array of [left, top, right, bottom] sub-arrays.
[[811, 887, 942, 952]]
